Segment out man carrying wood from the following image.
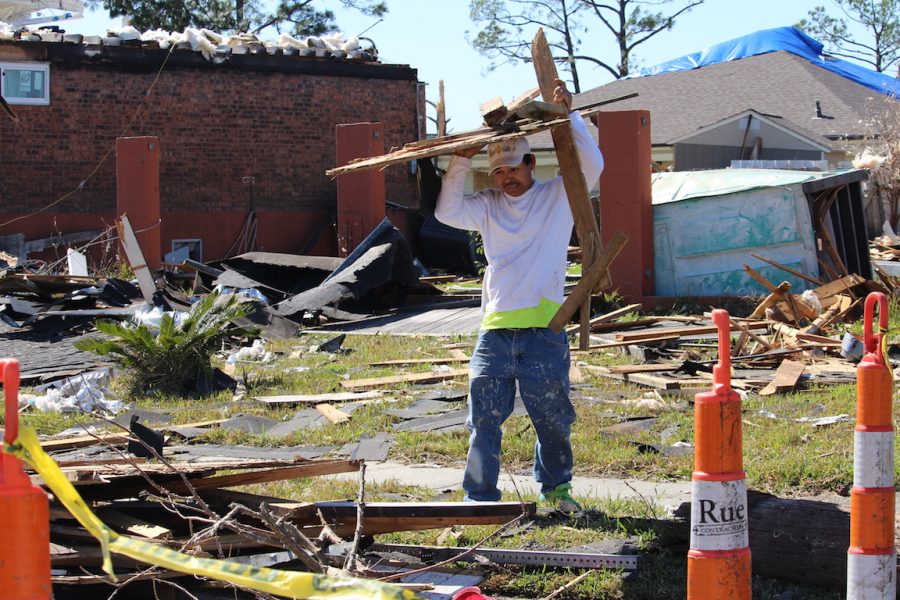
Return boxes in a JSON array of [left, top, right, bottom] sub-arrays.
[[435, 79, 603, 512]]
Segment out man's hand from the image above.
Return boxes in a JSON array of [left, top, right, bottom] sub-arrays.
[[454, 144, 483, 159], [552, 78, 573, 113]]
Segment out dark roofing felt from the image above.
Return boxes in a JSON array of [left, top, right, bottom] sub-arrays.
[[547, 50, 899, 148]]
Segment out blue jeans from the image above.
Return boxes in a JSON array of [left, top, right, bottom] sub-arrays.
[[463, 327, 575, 501]]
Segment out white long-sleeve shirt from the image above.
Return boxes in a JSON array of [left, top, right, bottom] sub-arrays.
[[435, 114, 604, 329]]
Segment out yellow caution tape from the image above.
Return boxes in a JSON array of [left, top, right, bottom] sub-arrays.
[[6, 425, 419, 600]]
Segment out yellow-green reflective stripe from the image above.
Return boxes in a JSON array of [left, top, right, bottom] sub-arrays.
[[481, 298, 561, 329]]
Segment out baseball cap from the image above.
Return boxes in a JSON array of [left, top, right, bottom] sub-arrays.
[[487, 137, 530, 176]]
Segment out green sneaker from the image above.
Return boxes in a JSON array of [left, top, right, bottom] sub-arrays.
[[539, 483, 582, 513]]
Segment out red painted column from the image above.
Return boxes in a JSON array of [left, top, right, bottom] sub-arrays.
[[594, 111, 654, 299], [116, 137, 161, 270], [335, 123, 386, 257]]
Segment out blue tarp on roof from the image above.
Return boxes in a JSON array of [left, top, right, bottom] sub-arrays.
[[637, 26, 900, 98]]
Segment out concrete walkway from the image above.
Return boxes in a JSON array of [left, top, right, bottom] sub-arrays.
[[327, 460, 692, 510]]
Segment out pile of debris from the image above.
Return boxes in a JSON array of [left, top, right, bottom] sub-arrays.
[[579, 270, 887, 396], [0, 218, 445, 385], [38, 417, 534, 597]]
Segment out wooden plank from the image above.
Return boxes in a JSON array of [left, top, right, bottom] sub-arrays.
[[572, 334, 681, 351], [605, 364, 680, 375], [508, 99, 568, 122], [614, 322, 768, 343], [795, 333, 842, 347], [549, 232, 629, 334], [96, 508, 172, 540], [750, 253, 824, 286], [532, 27, 608, 348], [314, 403, 352, 424], [160, 418, 228, 429], [758, 360, 807, 396], [274, 500, 536, 536], [505, 85, 542, 114], [564, 304, 640, 333], [581, 365, 684, 390], [586, 318, 660, 334], [813, 274, 866, 305], [41, 432, 130, 451], [480, 96, 508, 125], [254, 391, 382, 405], [576, 303, 642, 331], [369, 357, 469, 367], [169, 460, 361, 492], [743, 266, 816, 323], [116, 215, 156, 303], [340, 368, 469, 390], [325, 117, 565, 177], [748, 281, 791, 319], [729, 316, 773, 352]]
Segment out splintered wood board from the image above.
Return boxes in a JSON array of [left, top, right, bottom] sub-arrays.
[[615, 322, 768, 343], [340, 369, 469, 390], [255, 391, 382, 404], [759, 360, 806, 396]]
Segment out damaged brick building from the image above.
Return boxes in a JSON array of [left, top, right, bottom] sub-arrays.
[[0, 34, 424, 264]]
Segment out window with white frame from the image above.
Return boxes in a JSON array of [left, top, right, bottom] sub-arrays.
[[0, 62, 50, 105]]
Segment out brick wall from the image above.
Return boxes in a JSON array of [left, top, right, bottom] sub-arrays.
[[0, 44, 421, 259]]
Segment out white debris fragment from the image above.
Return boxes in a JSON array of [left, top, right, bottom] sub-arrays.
[[0, 21, 15, 40], [226, 339, 273, 365], [852, 148, 887, 171], [181, 27, 218, 60], [110, 25, 141, 41], [801, 290, 822, 316], [214, 285, 268, 305], [140, 28, 174, 48], [794, 414, 850, 427], [23, 369, 126, 414], [132, 304, 189, 330], [279, 32, 308, 49]]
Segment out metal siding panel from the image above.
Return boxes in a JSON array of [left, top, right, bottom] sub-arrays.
[[652, 185, 818, 296]]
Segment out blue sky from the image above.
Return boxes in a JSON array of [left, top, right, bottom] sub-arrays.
[[57, 0, 872, 132]]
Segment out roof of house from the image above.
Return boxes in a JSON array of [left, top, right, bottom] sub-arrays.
[[668, 108, 832, 151], [0, 25, 417, 80], [569, 50, 891, 147]]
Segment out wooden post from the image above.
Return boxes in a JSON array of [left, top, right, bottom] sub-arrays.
[[531, 28, 607, 349]]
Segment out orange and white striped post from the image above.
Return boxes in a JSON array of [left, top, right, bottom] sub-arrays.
[[0, 358, 52, 598], [687, 309, 751, 599], [847, 292, 895, 599]]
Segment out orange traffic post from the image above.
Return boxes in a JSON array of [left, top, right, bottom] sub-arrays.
[[847, 292, 895, 599], [687, 309, 751, 599], [0, 359, 52, 599]]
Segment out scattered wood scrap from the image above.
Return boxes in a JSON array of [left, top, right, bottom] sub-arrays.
[[340, 368, 469, 390]]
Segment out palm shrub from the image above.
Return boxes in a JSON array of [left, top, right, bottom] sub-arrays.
[[76, 292, 259, 396]]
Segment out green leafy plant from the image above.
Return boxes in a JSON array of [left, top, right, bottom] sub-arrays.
[[76, 292, 258, 396]]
